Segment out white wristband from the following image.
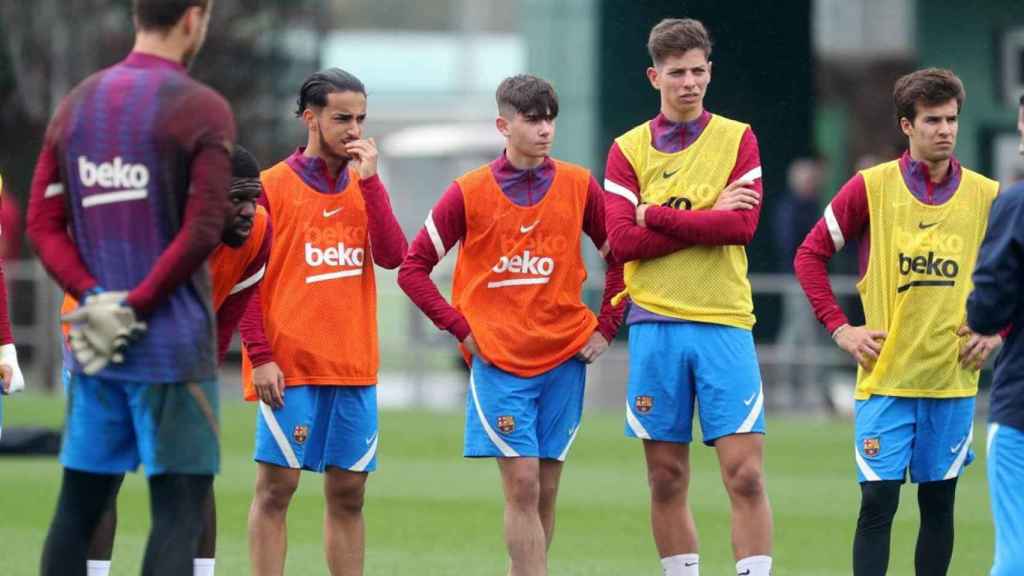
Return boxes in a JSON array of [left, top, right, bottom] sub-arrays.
[[1, 343, 24, 393]]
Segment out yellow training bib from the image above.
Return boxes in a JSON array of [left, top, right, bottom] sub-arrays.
[[614, 114, 755, 329], [855, 161, 998, 399]]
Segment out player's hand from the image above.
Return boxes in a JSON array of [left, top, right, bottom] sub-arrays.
[[636, 204, 651, 228], [346, 138, 379, 180], [712, 178, 759, 211], [462, 333, 484, 360], [253, 361, 286, 408], [0, 344, 24, 394], [834, 324, 887, 370], [63, 291, 147, 375], [0, 364, 12, 394], [575, 332, 609, 364], [957, 325, 1002, 370]]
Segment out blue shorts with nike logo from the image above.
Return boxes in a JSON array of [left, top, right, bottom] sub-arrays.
[[625, 321, 765, 446], [854, 395, 974, 483], [254, 385, 378, 473], [465, 356, 586, 460]]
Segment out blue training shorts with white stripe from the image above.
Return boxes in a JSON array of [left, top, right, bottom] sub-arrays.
[[625, 321, 765, 445], [254, 385, 378, 473]]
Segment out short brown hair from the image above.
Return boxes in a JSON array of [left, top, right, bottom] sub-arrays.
[[893, 68, 965, 126], [133, 0, 209, 31], [496, 75, 559, 119], [647, 18, 712, 65]]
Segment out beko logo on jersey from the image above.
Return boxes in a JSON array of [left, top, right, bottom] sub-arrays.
[[488, 250, 555, 288], [77, 156, 151, 208], [304, 242, 364, 284], [896, 251, 958, 293]]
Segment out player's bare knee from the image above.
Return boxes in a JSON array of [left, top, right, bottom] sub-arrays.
[[647, 461, 688, 504], [723, 462, 765, 501], [505, 473, 541, 510], [255, 474, 299, 512], [324, 470, 367, 517]]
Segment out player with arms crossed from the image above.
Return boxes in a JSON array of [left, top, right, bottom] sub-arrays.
[[244, 68, 406, 576], [966, 93, 1024, 576], [72, 145, 273, 576], [603, 18, 772, 576], [399, 74, 624, 576], [27, 1, 234, 574], [0, 173, 26, 440], [794, 69, 1002, 576]]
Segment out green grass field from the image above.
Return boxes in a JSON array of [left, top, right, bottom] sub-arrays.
[[0, 393, 996, 575]]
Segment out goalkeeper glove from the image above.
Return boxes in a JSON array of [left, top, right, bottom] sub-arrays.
[[62, 291, 147, 375]]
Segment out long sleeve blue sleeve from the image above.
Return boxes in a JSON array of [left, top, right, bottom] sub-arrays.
[[968, 184, 1024, 335]]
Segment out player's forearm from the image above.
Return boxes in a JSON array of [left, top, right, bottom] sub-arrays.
[[238, 290, 273, 366], [0, 262, 13, 345], [126, 146, 230, 313], [360, 175, 408, 269], [596, 257, 626, 342], [27, 148, 98, 298], [397, 239, 471, 341], [644, 205, 758, 245], [604, 194, 691, 261], [794, 223, 849, 333]]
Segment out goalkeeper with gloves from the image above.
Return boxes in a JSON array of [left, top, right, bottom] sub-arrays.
[[25, 1, 235, 573]]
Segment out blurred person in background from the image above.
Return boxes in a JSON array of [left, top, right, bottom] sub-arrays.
[[70, 145, 272, 576], [773, 156, 828, 409], [966, 92, 1024, 576]]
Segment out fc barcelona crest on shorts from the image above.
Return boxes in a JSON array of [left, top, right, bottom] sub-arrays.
[[293, 425, 309, 444], [863, 437, 880, 457], [635, 395, 654, 414], [497, 415, 516, 434]]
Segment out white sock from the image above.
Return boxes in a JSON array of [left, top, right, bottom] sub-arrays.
[[86, 560, 111, 576], [193, 558, 215, 576], [661, 553, 700, 576], [736, 555, 772, 576]]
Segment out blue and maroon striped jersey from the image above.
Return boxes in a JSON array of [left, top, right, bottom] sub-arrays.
[[28, 52, 235, 383]]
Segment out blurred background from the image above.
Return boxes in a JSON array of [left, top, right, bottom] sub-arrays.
[[1, 0, 1023, 416]]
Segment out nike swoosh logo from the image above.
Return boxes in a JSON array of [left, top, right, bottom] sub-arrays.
[[684, 561, 699, 567], [366, 433, 376, 446], [323, 207, 343, 218], [520, 220, 540, 233], [950, 438, 966, 453], [918, 221, 938, 229], [662, 167, 682, 179], [743, 393, 757, 406]]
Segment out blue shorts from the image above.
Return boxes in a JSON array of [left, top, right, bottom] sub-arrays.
[[254, 385, 378, 473], [61, 372, 220, 476], [854, 395, 974, 483], [625, 322, 765, 446], [465, 357, 585, 460], [988, 422, 1024, 576]]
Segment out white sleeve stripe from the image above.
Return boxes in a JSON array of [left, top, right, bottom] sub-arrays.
[[604, 179, 639, 207], [737, 166, 763, 182], [425, 210, 446, 261], [824, 204, 846, 252], [44, 183, 65, 198], [229, 264, 266, 295]]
